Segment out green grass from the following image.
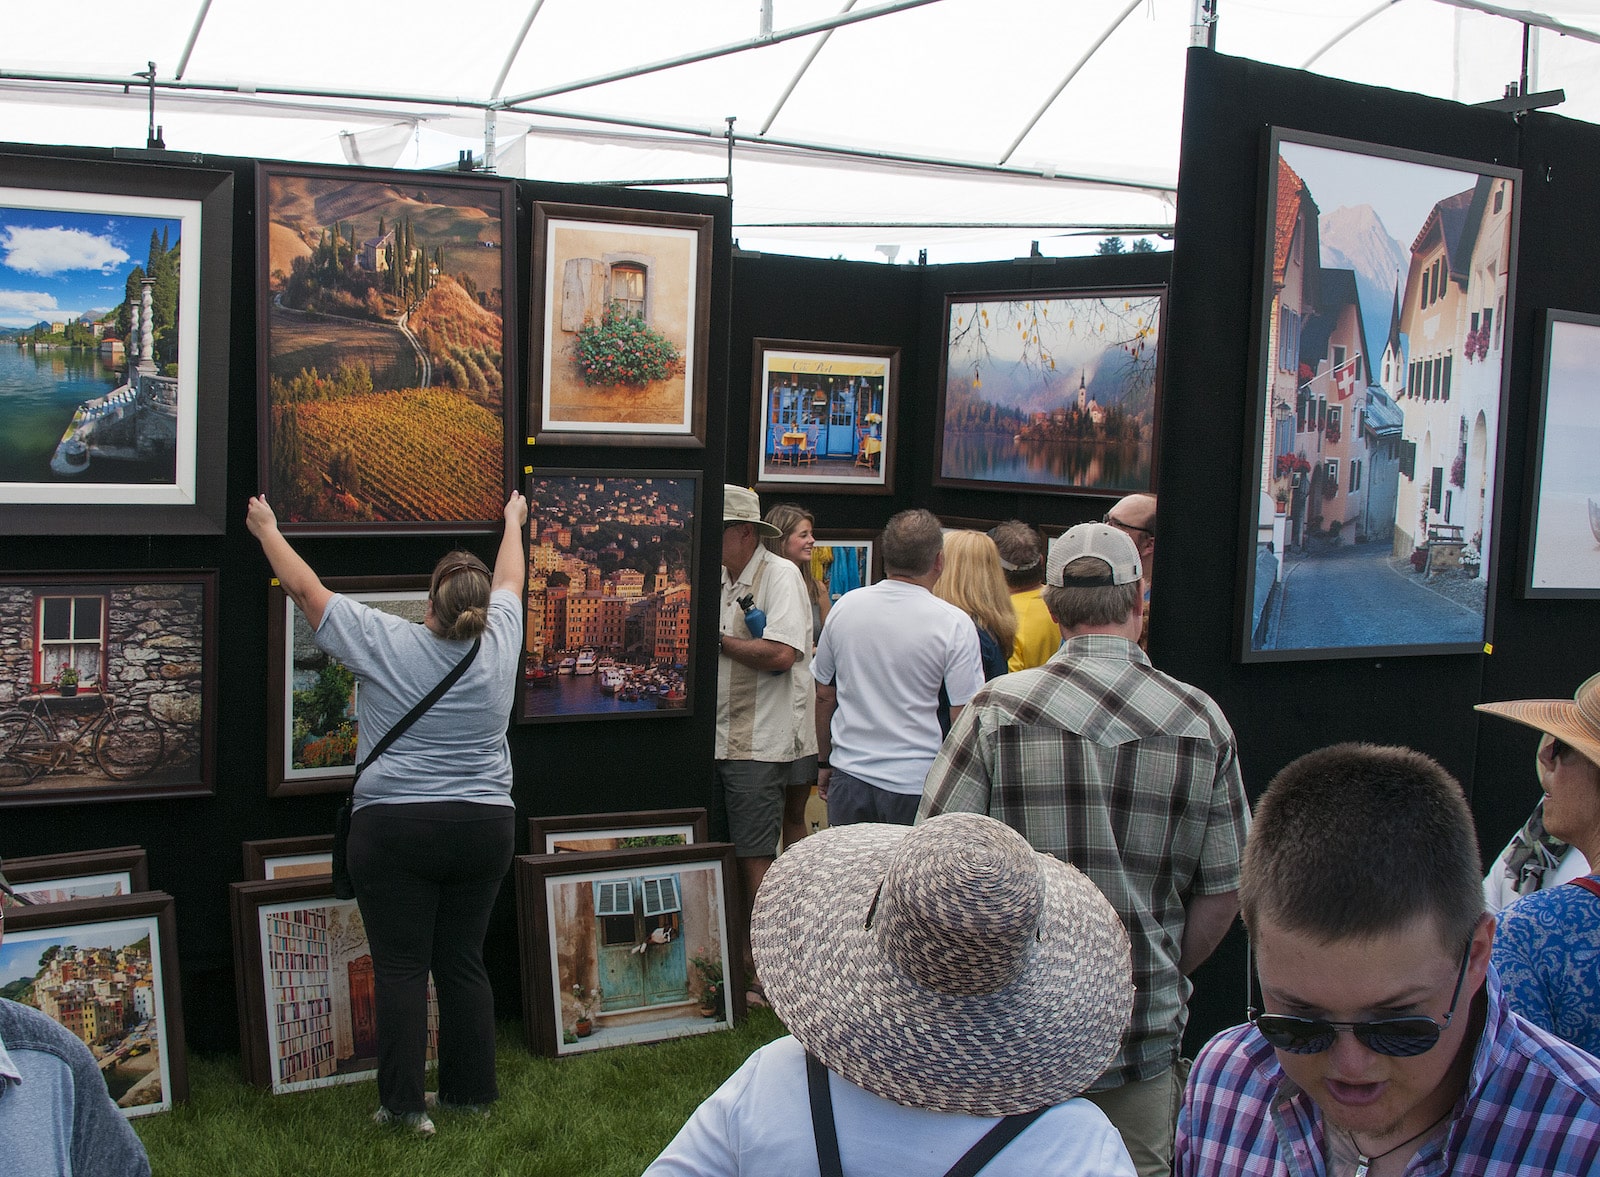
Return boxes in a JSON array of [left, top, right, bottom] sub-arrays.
[[134, 1011, 786, 1176]]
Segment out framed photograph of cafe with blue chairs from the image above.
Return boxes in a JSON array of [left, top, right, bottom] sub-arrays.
[[748, 339, 899, 495]]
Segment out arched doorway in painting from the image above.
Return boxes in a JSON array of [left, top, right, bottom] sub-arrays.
[[348, 954, 377, 1060]]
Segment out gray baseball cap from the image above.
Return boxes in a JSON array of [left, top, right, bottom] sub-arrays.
[[1046, 522, 1142, 587]]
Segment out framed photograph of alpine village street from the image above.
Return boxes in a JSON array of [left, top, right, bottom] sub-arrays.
[[265, 574, 430, 797], [1, 845, 149, 904], [528, 808, 709, 854], [256, 163, 515, 536], [517, 471, 699, 724], [0, 153, 232, 535], [530, 202, 713, 447], [934, 287, 1164, 496], [749, 339, 899, 493], [1523, 310, 1600, 598], [2, 891, 188, 1116], [513, 843, 742, 1057], [0, 571, 217, 808], [1237, 128, 1518, 662]]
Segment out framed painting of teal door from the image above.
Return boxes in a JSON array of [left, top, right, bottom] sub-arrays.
[[595, 872, 689, 1010]]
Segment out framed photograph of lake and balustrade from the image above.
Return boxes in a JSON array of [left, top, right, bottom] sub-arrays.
[[513, 842, 742, 1057], [242, 835, 335, 882], [811, 529, 879, 604], [230, 875, 440, 1094], [1236, 128, 1518, 662], [256, 163, 516, 535], [934, 287, 1165, 496], [749, 340, 899, 493], [1522, 310, 1600, 598], [528, 808, 709, 855], [1, 846, 149, 904], [265, 575, 429, 798], [0, 571, 217, 808], [0, 154, 232, 535], [2, 891, 188, 1116], [517, 471, 700, 724], [529, 202, 713, 447]]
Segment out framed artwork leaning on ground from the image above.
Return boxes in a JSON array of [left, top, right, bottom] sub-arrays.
[[1236, 127, 1518, 662], [256, 162, 515, 535], [0, 571, 217, 807], [527, 808, 709, 854], [1522, 310, 1600, 598], [2, 891, 188, 1116], [513, 843, 742, 1057], [0, 153, 232, 535], [749, 339, 898, 494], [241, 835, 334, 881], [1, 846, 149, 903]]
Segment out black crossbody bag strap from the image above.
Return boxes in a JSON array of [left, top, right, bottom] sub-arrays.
[[353, 636, 481, 780], [805, 1052, 1048, 1177]]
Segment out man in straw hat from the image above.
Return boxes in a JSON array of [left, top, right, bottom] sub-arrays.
[[1176, 743, 1600, 1177], [1478, 674, 1600, 1054], [643, 812, 1138, 1175], [717, 485, 812, 1005], [0, 861, 151, 1176], [921, 521, 1247, 1177]]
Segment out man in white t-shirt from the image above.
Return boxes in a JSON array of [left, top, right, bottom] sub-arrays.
[[812, 509, 984, 825]]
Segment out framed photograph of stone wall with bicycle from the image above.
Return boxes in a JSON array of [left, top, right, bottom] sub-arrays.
[[0, 153, 233, 535], [0, 571, 216, 807]]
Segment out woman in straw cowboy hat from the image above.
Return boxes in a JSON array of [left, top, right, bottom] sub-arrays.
[[1477, 673, 1600, 1054], [643, 812, 1137, 1176]]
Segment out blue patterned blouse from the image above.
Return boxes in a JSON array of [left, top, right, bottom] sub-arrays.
[[1492, 874, 1600, 1056]]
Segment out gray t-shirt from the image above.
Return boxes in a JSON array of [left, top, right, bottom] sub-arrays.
[[315, 588, 520, 809]]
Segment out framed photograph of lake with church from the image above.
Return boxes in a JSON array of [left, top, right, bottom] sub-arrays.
[[934, 287, 1164, 496], [0, 154, 232, 534]]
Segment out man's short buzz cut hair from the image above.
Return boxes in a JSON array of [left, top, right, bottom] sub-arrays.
[[881, 509, 944, 577], [1240, 742, 1485, 953]]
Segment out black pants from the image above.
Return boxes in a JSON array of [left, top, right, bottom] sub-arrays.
[[348, 800, 515, 1115]]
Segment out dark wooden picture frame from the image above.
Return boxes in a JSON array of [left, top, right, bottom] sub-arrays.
[[241, 835, 334, 881], [513, 842, 742, 1057], [0, 153, 232, 535], [810, 528, 881, 603], [934, 286, 1165, 497], [0, 845, 149, 903], [0, 571, 217, 808], [529, 202, 713, 447], [256, 162, 516, 535], [3, 891, 188, 1115], [1522, 309, 1600, 598], [748, 339, 899, 494], [527, 808, 709, 854], [1236, 128, 1518, 661]]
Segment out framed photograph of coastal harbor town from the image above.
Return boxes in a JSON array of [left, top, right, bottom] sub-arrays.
[[513, 843, 742, 1057], [1236, 128, 1518, 662], [256, 163, 515, 536], [230, 876, 439, 1094], [3, 891, 188, 1116], [265, 575, 430, 797], [749, 340, 898, 494], [0, 846, 149, 904], [812, 530, 879, 603], [530, 202, 713, 447], [934, 287, 1164, 496], [528, 808, 709, 854], [517, 470, 699, 724], [1523, 310, 1600, 598], [242, 835, 334, 881], [0, 571, 218, 808], [0, 154, 232, 535]]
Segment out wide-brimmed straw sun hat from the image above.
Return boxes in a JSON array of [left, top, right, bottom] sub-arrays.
[[1476, 671, 1600, 769], [751, 812, 1132, 1116]]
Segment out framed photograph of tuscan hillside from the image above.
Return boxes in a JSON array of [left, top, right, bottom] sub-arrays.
[[934, 287, 1165, 497], [1523, 310, 1600, 598], [513, 843, 741, 1057], [3, 891, 188, 1116], [517, 470, 700, 724], [265, 575, 429, 797], [527, 808, 709, 854], [256, 163, 515, 535], [1, 845, 149, 903], [1235, 128, 1518, 662], [0, 153, 232, 535], [529, 203, 713, 447], [0, 571, 217, 808], [749, 340, 899, 494], [241, 835, 334, 881]]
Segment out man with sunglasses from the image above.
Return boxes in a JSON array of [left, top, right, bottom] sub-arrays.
[[1176, 743, 1600, 1177], [1103, 494, 1155, 651]]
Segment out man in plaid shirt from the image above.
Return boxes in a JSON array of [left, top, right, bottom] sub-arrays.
[[920, 522, 1248, 1177], [1176, 744, 1600, 1177]]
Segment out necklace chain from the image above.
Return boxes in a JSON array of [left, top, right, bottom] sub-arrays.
[[1349, 1106, 1451, 1177]]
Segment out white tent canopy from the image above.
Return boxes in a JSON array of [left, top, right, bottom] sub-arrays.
[[3, 0, 1597, 262]]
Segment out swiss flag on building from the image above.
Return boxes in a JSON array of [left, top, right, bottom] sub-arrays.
[[1334, 358, 1359, 400]]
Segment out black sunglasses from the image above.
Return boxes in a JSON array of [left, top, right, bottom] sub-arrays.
[[1248, 942, 1471, 1057], [1102, 511, 1154, 539]]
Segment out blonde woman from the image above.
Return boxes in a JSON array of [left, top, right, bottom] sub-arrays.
[[763, 503, 825, 847], [934, 529, 1018, 682]]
